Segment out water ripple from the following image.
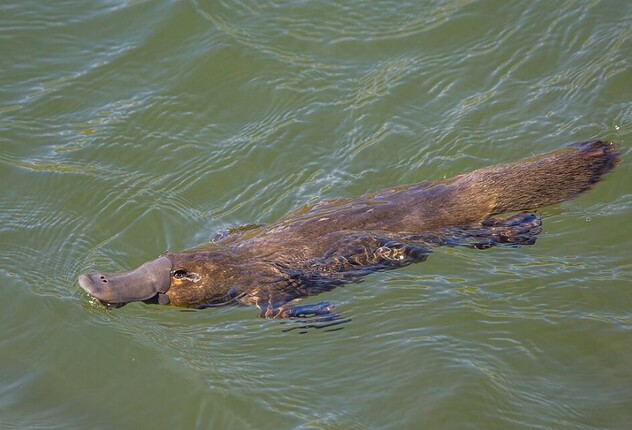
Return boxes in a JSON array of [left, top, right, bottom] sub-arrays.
[[1, 0, 631, 428]]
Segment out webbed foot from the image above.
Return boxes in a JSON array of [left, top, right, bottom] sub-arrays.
[[260, 302, 351, 332], [437, 213, 543, 249], [279, 301, 336, 318], [476, 213, 543, 248], [260, 301, 337, 318]]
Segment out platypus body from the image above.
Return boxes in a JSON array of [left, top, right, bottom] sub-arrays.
[[79, 140, 619, 318]]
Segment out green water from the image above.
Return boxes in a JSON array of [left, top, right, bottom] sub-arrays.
[[1, 1, 631, 429]]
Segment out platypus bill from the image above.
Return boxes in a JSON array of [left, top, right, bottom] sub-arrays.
[[79, 140, 619, 319]]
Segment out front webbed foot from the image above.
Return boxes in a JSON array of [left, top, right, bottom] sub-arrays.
[[212, 223, 264, 242], [281, 301, 335, 318], [260, 302, 351, 332]]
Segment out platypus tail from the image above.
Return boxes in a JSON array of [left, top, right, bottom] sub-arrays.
[[451, 140, 619, 216]]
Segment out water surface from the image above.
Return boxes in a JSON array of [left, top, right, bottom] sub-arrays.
[[1, 1, 631, 429]]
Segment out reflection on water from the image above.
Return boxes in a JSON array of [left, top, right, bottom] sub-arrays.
[[1, 0, 631, 428]]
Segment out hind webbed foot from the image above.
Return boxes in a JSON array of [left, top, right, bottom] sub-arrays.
[[282, 301, 336, 318], [443, 213, 543, 249]]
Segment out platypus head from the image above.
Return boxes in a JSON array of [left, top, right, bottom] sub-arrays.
[[78, 251, 238, 308]]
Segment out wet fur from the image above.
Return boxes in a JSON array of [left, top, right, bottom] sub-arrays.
[[160, 140, 618, 316]]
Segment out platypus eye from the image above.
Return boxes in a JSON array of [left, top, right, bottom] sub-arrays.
[[172, 269, 201, 283], [172, 269, 187, 279]]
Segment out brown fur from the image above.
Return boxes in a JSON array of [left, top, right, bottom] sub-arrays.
[[159, 140, 618, 313], [81, 140, 619, 317]]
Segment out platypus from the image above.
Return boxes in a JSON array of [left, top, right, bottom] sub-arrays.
[[78, 140, 619, 318]]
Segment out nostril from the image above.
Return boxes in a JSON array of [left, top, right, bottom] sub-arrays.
[[100, 276, 108, 283]]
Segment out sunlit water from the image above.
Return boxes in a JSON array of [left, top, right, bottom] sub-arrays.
[[1, 1, 631, 429]]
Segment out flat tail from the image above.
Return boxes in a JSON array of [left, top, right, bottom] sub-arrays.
[[463, 140, 619, 215]]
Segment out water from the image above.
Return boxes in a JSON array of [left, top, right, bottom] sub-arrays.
[[1, 0, 631, 429]]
